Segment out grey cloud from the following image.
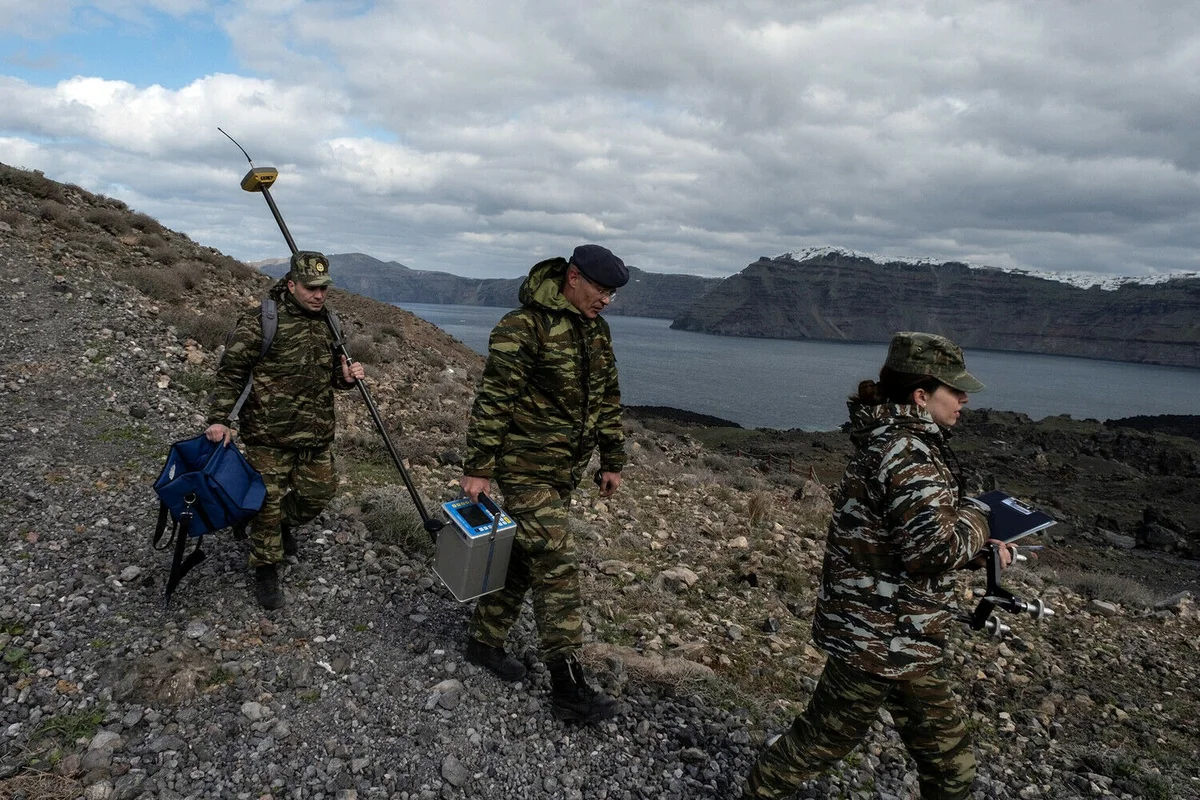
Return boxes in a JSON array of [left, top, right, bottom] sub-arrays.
[[3, 1, 1200, 280]]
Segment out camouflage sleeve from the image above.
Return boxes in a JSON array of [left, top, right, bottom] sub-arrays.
[[206, 311, 263, 425], [596, 334, 626, 473], [880, 436, 990, 577], [462, 310, 539, 478]]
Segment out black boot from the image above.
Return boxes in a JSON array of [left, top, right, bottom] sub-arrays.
[[254, 564, 284, 609], [465, 639, 527, 682], [547, 655, 617, 723], [282, 523, 298, 557]]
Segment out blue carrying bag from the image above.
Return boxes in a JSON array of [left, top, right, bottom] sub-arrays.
[[152, 434, 266, 604]]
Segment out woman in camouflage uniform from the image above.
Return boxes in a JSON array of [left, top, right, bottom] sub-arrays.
[[744, 331, 1015, 800]]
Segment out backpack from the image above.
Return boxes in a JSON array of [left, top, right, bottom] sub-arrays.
[[152, 434, 266, 605]]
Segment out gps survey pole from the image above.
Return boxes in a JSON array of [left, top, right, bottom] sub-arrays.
[[220, 128, 444, 540]]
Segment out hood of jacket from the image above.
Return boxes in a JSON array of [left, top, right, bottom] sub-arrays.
[[518, 257, 583, 316], [846, 400, 946, 450]]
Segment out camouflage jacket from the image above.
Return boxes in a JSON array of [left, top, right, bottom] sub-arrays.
[[811, 401, 990, 678], [463, 257, 626, 492], [207, 282, 353, 448]]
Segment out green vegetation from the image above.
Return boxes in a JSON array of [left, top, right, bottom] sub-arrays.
[[30, 704, 107, 748], [206, 666, 236, 688], [173, 369, 216, 396], [2, 646, 31, 673]]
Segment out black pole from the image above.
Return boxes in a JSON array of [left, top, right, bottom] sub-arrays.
[[260, 186, 299, 255], [324, 312, 443, 540]]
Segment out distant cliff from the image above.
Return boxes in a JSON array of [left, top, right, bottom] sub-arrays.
[[259, 253, 720, 319], [257, 253, 523, 307], [670, 251, 1200, 368]]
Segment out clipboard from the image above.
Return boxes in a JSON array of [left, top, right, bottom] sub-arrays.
[[975, 490, 1057, 543]]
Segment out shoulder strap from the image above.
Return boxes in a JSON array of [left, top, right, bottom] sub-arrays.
[[260, 296, 278, 359], [229, 297, 278, 421]]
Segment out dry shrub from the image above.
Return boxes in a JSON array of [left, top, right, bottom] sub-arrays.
[[123, 263, 193, 302], [36, 199, 72, 224], [747, 490, 775, 527], [420, 410, 468, 436], [1044, 568, 1156, 608], [0, 208, 24, 229], [793, 479, 834, 529], [112, 644, 210, 706], [129, 211, 164, 234], [0, 164, 68, 202], [97, 194, 128, 211], [707, 484, 740, 507], [628, 437, 670, 469], [702, 452, 737, 473], [419, 348, 447, 370], [196, 249, 256, 281], [92, 237, 123, 255], [340, 426, 387, 461], [345, 332, 383, 365], [84, 206, 132, 235], [585, 642, 715, 696], [160, 307, 231, 350], [361, 486, 433, 556], [139, 236, 188, 266], [0, 771, 81, 800], [726, 471, 766, 492]]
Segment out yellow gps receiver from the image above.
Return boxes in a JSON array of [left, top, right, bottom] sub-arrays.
[[240, 167, 279, 193]]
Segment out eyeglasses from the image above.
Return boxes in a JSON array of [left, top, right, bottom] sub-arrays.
[[579, 272, 617, 299]]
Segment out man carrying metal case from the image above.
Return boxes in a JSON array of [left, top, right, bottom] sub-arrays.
[[458, 243, 629, 724]]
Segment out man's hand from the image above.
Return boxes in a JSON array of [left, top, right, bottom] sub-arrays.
[[205, 423, 233, 446], [595, 471, 622, 498], [341, 355, 365, 384], [460, 475, 491, 503]]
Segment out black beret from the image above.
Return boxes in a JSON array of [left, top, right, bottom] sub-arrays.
[[570, 244, 629, 289]]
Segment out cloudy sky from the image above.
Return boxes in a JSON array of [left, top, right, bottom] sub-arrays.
[[1, 1, 1198, 281]]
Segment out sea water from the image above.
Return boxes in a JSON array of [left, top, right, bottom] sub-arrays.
[[399, 303, 1200, 431]]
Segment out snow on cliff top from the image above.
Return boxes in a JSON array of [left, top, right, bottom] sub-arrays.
[[778, 246, 1200, 291]]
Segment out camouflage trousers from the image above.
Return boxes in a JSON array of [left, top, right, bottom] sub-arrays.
[[243, 443, 337, 567], [467, 486, 583, 661], [744, 657, 976, 800]]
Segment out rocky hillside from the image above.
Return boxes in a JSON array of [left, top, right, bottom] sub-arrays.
[[2, 162, 1199, 800], [671, 250, 1200, 368], [259, 253, 721, 319]]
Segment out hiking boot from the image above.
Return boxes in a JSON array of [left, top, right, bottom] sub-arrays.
[[254, 564, 284, 609], [282, 523, 298, 557], [465, 639, 527, 682], [547, 655, 617, 723]]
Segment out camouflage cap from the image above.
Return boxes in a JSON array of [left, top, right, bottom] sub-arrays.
[[885, 331, 984, 392], [289, 251, 333, 287]]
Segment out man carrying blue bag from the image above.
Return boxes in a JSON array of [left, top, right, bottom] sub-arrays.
[[205, 251, 364, 609]]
